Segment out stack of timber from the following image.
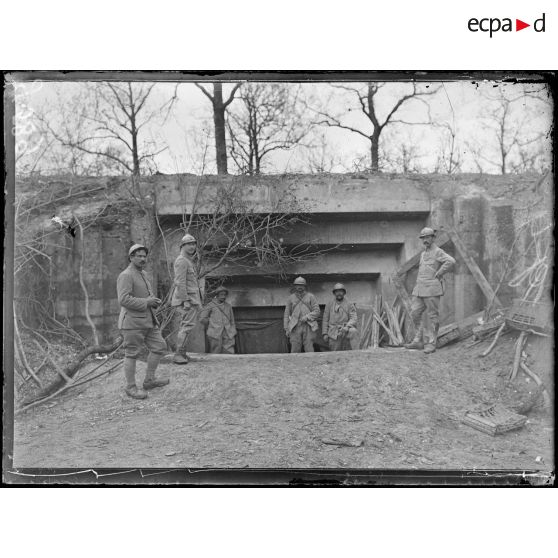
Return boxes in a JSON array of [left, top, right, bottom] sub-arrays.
[[360, 295, 406, 349]]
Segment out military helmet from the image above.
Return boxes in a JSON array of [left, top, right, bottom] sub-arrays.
[[293, 276, 307, 286], [128, 243, 148, 257], [332, 282, 347, 294], [214, 285, 229, 295], [180, 233, 197, 247], [419, 227, 436, 238]]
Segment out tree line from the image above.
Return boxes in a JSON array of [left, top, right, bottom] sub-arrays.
[[15, 80, 552, 177]]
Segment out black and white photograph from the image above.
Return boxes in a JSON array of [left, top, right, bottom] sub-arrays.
[[4, 72, 555, 482]]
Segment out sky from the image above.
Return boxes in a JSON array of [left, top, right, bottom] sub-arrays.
[[14, 78, 553, 176]]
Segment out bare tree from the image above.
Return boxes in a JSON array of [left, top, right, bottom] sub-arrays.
[[195, 82, 241, 174], [185, 182, 329, 281], [35, 82, 178, 176], [472, 88, 551, 175], [313, 82, 440, 172], [304, 132, 343, 173], [381, 140, 424, 174], [435, 121, 462, 174], [227, 83, 311, 175]]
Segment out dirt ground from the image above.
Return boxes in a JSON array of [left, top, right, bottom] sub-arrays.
[[11, 331, 554, 476]]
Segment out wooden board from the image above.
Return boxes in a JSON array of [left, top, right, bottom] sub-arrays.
[[446, 228, 502, 309]]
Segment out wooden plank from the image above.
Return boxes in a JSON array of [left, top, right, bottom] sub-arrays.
[[384, 301, 404, 345], [446, 228, 502, 308]]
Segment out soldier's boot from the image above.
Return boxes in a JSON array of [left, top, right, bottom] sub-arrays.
[[405, 321, 424, 349], [404, 339, 424, 350], [424, 323, 439, 354], [404, 327, 424, 349], [124, 357, 148, 399], [173, 332, 190, 365], [143, 353, 169, 390], [173, 353, 189, 365]]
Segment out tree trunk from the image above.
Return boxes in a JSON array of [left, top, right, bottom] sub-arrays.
[[212, 84, 229, 175], [370, 131, 380, 172]]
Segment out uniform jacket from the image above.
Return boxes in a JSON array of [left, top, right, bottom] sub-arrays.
[[117, 264, 158, 329], [322, 298, 358, 339], [200, 300, 237, 340], [283, 292, 320, 332], [412, 244, 456, 297], [171, 253, 202, 307]]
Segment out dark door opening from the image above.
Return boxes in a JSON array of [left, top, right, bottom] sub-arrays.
[[234, 306, 288, 354]]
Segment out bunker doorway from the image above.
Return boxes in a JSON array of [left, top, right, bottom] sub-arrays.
[[234, 306, 288, 354]]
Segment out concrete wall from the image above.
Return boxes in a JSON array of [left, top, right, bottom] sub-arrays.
[[21, 173, 551, 347]]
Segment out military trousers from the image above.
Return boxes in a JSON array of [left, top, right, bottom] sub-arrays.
[[328, 328, 359, 351], [410, 295, 440, 346], [120, 327, 167, 359], [208, 333, 236, 354], [289, 323, 315, 353], [174, 303, 201, 353]]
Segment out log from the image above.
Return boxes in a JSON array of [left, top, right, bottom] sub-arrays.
[[473, 315, 505, 340]]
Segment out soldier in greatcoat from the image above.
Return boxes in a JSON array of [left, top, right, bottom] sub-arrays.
[[322, 283, 359, 351], [283, 276, 321, 353], [200, 286, 237, 354]]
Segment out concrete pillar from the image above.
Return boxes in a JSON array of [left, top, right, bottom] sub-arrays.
[[453, 193, 487, 320]]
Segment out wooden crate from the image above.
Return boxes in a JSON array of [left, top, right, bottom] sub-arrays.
[[462, 404, 527, 436]]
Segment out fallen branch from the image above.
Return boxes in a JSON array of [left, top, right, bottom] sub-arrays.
[[22, 335, 123, 405], [16, 359, 122, 415], [509, 331, 528, 381], [14, 317, 43, 387], [480, 322, 506, 358]]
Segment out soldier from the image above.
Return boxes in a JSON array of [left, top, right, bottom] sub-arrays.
[[322, 283, 359, 351], [283, 276, 320, 353], [404, 227, 455, 354], [200, 286, 237, 354], [117, 244, 169, 400], [171, 233, 202, 364]]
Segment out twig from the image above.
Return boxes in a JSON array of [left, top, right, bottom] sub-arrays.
[[480, 322, 506, 358], [509, 331, 528, 380], [13, 317, 43, 387]]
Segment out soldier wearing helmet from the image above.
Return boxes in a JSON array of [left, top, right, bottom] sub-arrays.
[[116, 243, 169, 399], [283, 276, 321, 353], [170, 233, 203, 364], [322, 283, 359, 351], [199, 285, 237, 354], [404, 227, 455, 354]]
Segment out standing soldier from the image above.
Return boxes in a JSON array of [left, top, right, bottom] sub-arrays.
[[117, 244, 169, 400], [171, 233, 202, 364], [322, 283, 359, 351], [200, 286, 237, 354], [283, 276, 320, 353], [404, 227, 455, 354]]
